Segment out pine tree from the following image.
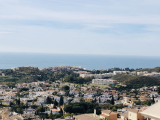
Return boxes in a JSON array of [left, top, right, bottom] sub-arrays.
[[99, 97, 101, 103], [47, 96, 53, 104], [16, 98, 20, 105], [59, 108, 63, 116], [59, 96, 64, 106], [41, 104, 45, 112], [54, 99, 58, 106], [94, 98, 97, 103], [152, 95, 155, 103], [110, 95, 114, 105], [158, 87, 160, 94]]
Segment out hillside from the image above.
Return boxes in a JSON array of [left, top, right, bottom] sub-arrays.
[[0, 67, 57, 83], [113, 74, 160, 89], [136, 67, 160, 73], [0, 67, 83, 84]]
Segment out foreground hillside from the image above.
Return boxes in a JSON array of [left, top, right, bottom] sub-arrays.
[[113, 74, 160, 89]]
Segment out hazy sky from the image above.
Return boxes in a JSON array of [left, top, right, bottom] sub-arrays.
[[0, 0, 160, 56]]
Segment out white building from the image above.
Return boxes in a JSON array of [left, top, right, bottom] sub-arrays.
[[92, 79, 117, 85], [48, 108, 60, 114], [37, 97, 46, 104], [0, 95, 4, 100], [144, 72, 160, 77], [29, 91, 48, 99], [80, 73, 114, 79], [0, 89, 5, 94], [141, 102, 160, 120], [15, 84, 22, 88], [113, 71, 130, 75], [137, 71, 148, 76], [2, 73, 5, 76], [23, 107, 36, 114], [53, 96, 60, 103], [58, 91, 65, 96]]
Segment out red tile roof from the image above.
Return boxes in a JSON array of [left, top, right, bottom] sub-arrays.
[[100, 114, 108, 117]]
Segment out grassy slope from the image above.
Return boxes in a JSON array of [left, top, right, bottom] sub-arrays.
[[113, 74, 160, 89], [89, 84, 110, 88], [136, 67, 160, 73]]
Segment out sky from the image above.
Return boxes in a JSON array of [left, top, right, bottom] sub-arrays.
[[0, 0, 160, 56]]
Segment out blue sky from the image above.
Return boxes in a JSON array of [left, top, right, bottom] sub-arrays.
[[0, 0, 160, 56]]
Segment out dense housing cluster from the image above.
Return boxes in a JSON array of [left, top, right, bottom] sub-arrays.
[[0, 66, 160, 120]]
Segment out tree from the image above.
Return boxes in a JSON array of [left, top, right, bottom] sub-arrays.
[[96, 106, 101, 115], [152, 95, 155, 103], [61, 85, 70, 91], [117, 95, 121, 100], [64, 105, 73, 113], [10, 102, 14, 107], [110, 95, 114, 105], [158, 87, 160, 95], [54, 99, 58, 106], [16, 98, 20, 105], [105, 117, 111, 120], [59, 108, 63, 116], [46, 96, 53, 104], [64, 101, 99, 114], [147, 100, 152, 106], [49, 110, 54, 120], [97, 89, 102, 96], [52, 91, 57, 95], [80, 97, 84, 102], [99, 97, 101, 103], [53, 105, 57, 109], [36, 105, 45, 113], [59, 96, 64, 106], [135, 100, 141, 105], [100, 117, 111, 120], [63, 113, 71, 118], [112, 107, 117, 111], [65, 90, 69, 96], [16, 107, 23, 114]]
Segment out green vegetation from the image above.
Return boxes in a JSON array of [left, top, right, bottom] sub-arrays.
[[0, 76, 18, 82], [113, 74, 160, 89], [64, 74, 92, 84], [100, 104, 125, 111], [61, 85, 70, 91], [89, 84, 110, 88], [110, 95, 114, 105], [11, 99, 28, 114], [64, 101, 101, 115], [136, 67, 160, 73], [158, 87, 160, 94], [59, 96, 64, 106], [90, 67, 135, 74], [0, 67, 93, 86], [0, 67, 47, 83], [46, 96, 54, 104], [16, 91, 29, 98], [134, 99, 155, 106], [0, 67, 77, 84]]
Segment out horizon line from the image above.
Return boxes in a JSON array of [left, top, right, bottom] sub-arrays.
[[0, 51, 160, 57]]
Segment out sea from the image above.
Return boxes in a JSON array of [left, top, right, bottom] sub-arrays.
[[0, 52, 160, 70]]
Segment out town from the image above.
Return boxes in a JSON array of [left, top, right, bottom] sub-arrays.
[[0, 66, 160, 120]]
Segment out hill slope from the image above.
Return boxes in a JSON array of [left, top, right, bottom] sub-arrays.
[[113, 74, 160, 89], [136, 67, 160, 73]]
